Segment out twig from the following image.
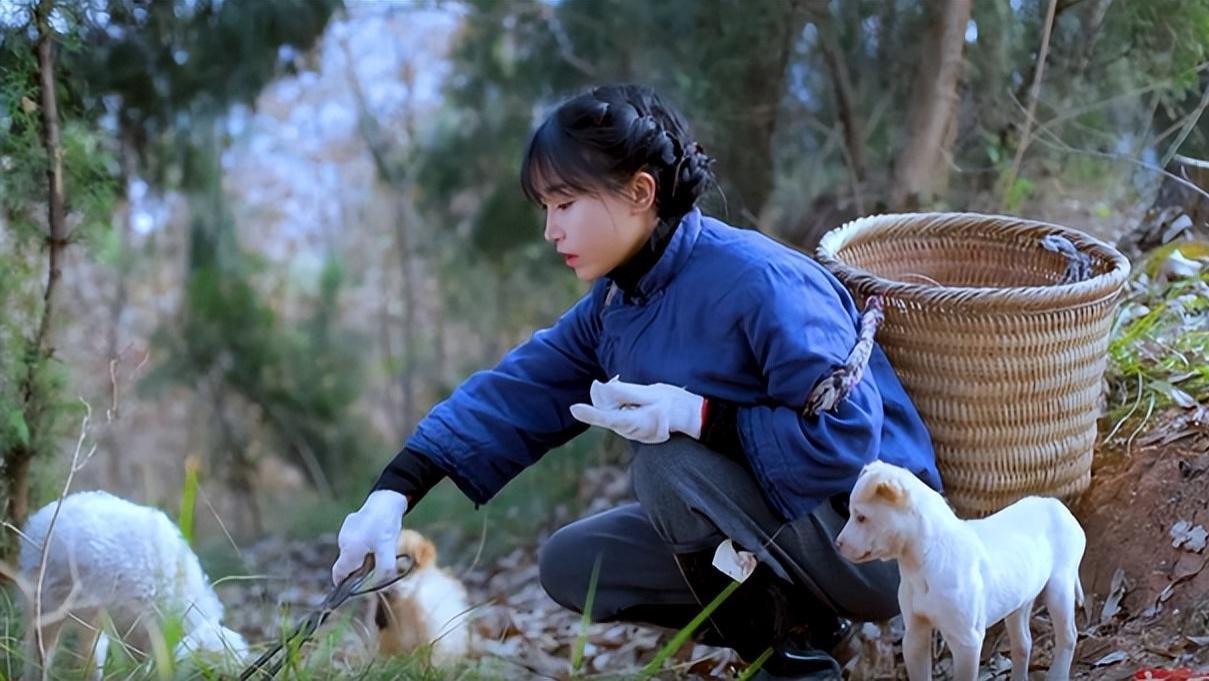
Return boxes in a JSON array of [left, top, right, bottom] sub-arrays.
[[1175, 154, 1209, 169], [1103, 372, 1144, 444], [1160, 81, 1209, 168], [1004, 0, 1059, 201], [536, 3, 596, 78], [105, 344, 149, 423], [1029, 126, 1209, 204], [1008, 87, 1209, 204], [459, 510, 489, 579], [31, 398, 98, 677], [196, 482, 243, 560], [1125, 395, 1157, 458], [1027, 61, 1209, 148]]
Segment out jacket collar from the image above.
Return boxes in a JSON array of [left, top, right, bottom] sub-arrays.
[[605, 208, 702, 302]]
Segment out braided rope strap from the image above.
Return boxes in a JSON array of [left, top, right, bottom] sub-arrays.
[[804, 295, 885, 416]]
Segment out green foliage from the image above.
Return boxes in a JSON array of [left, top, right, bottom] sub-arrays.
[[178, 459, 201, 546], [1, 0, 346, 531], [0, 29, 47, 240], [59, 0, 341, 142], [137, 139, 375, 497], [145, 245, 379, 496], [1103, 246, 1209, 443]]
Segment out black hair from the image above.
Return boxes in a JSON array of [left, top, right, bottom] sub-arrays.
[[520, 83, 715, 222]]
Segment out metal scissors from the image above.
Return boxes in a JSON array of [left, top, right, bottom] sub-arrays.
[[239, 553, 414, 680]]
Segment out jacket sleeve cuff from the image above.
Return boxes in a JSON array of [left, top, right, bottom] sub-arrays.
[[699, 397, 745, 459], [371, 446, 447, 510]]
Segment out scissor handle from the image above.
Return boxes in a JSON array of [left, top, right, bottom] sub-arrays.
[[238, 555, 375, 680]]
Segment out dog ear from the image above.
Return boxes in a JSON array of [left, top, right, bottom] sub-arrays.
[[874, 478, 908, 506], [396, 529, 438, 570], [411, 534, 438, 569]]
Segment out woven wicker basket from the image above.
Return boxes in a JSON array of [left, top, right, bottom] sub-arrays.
[[816, 213, 1131, 518]]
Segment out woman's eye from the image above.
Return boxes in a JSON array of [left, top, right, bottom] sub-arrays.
[[557, 201, 574, 211]]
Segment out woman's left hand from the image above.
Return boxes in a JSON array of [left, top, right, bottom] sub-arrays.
[[570, 377, 706, 443]]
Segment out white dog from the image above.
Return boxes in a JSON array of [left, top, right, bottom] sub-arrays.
[[370, 529, 473, 667], [835, 461, 1085, 681], [18, 491, 248, 679]]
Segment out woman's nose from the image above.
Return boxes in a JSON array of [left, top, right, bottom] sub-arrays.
[[544, 212, 562, 243]]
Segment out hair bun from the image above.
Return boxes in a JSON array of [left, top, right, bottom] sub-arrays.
[[661, 141, 714, 219]]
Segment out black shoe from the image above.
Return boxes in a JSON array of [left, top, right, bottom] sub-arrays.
[[671, 547, 794, 662], [793, 616, 858, 666], [748, 647, 842, 680], [750, 622, 853, 680], [671, 548, 854, 680]]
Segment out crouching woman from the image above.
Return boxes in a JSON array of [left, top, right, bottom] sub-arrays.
[[332, 83, 942, 680]]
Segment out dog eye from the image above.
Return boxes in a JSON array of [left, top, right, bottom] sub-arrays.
[[855, 514, 867, 523]]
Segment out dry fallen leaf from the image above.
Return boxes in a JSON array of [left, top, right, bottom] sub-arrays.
[[1170, 520, 1208, 553], [1101, 567, 1129, 623], [1092, 650, 1129, 667]]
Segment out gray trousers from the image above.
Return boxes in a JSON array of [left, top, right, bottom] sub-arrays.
[[538, 436, 900, 629]]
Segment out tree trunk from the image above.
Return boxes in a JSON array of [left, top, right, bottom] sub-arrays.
[[4, 0, 69, 535], [1074, 0, 1115, 79], [890, 0, 972, 209], [702, 0, 812, 224], [1002, 0, 1058, 204]]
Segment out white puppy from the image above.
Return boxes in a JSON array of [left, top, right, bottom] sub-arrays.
[[370, 529, 473, 667], [18, 491, 248, 679], [835, 461, 1085, 681]]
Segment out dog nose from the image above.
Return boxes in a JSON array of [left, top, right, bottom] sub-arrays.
[[834, 537, 845, 551]]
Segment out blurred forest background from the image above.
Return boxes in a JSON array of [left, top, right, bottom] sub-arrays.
[[1, 0, 1208, 572]]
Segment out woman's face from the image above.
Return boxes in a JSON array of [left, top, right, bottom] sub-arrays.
[[540, 174, 658, 281]]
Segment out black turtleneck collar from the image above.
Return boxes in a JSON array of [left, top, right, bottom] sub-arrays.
[[606, 215, 680, 296]]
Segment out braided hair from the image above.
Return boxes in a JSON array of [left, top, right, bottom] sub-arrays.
[[520, 83, 715, 223]]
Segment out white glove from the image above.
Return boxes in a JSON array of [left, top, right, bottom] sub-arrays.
[[570, 377, 706, 444], [331, 489, 408, 586]]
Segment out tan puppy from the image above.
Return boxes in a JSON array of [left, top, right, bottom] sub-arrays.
[[370, 529, 472, 666]]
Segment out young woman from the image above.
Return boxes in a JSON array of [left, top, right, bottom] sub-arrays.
[[332, 83, 941, 680]]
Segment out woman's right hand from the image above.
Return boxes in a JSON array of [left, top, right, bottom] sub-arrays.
[[331, 489, 409, 586]]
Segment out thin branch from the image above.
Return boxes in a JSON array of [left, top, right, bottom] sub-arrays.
[[1174, 154, 1209, 170], [1160, 81, 1209, 168], [31, 398, 98, 678], [1028, 60, 1209, 145], [1004, 0, 1059, 200], [536, 3, 596, 78], [196, 482, 242, 560], [1030, 126, 1209, 204]]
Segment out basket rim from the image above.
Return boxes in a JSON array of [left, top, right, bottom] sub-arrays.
[[815, 212, 1132, 312]]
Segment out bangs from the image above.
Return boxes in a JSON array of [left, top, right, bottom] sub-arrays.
[[520, 117, 612, 205]]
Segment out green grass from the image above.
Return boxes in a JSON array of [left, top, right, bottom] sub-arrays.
[[1101, 243, 1209, 446], [2, 429, 740, 680], [0, 593, 504, 680]]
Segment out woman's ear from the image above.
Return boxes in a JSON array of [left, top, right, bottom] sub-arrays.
[[627, 171, 657, 212]]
